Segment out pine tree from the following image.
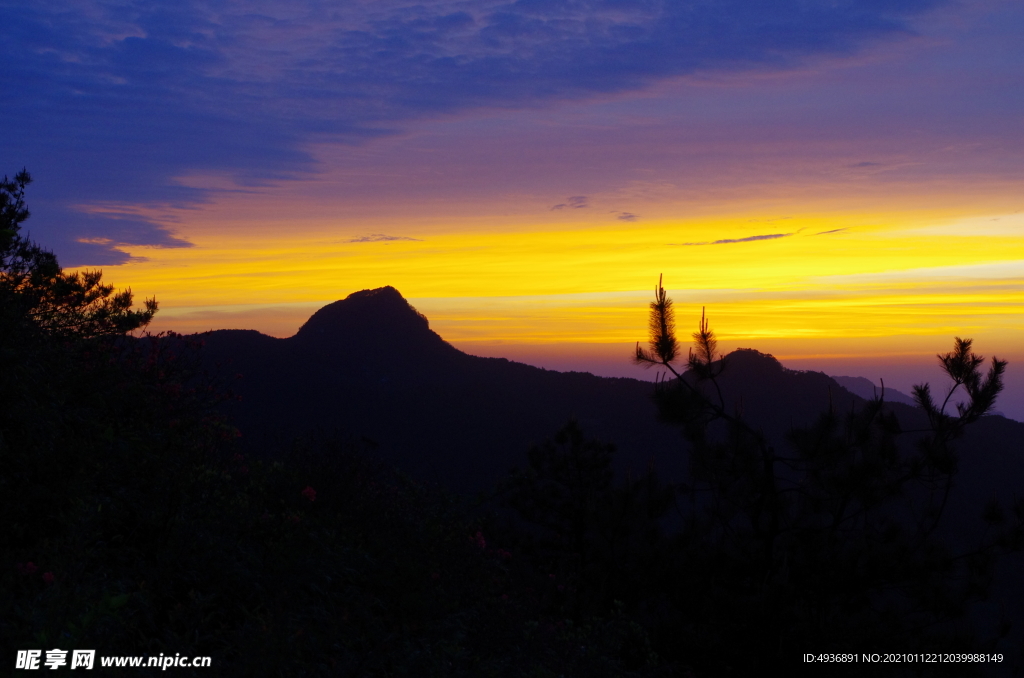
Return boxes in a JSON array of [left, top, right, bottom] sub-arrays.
[[635, 276, 1021, 672], [1, 169, 156, 339]]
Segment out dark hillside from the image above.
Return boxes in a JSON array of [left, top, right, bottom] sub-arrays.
[[833, 374, 920, 407], [190, 287, 1024, 673], [199, 288, 1024, 505], [200, 287, 683, 491]]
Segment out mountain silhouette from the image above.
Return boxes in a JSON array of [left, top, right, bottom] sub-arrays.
[[293, 286, 456, 358], [192, 287, 1024, 664], [200, 287, 685, 489], [831, 375, 919, 407], [199, 287, 1024, 500]]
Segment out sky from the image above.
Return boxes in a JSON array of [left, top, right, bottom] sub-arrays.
[[5, 0, 1024, 416]]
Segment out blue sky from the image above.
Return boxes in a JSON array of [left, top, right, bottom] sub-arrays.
[[3, 0, 959, 264], [5, 0, 1024, 420]]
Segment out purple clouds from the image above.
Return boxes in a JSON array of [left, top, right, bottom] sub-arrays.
[[1, 0, 946, 263]]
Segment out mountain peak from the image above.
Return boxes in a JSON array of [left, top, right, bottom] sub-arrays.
[[723, 348, 784, 373], [294, 286, 432, 344], [345, 285, 407, 304]]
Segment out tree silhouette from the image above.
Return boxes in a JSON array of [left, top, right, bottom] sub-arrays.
[[634, 276, 1021, 672], [499, 421, 673, 621], [2, 173, 671, 677], [1, 169, 156, 339], [2, 171, 183, 670]]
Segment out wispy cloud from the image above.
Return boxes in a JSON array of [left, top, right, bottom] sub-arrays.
[[55, 210, 193, 266], [616, 212, 639, 222], [815, 227, 850, 235], [552, 196, 589, 210], [346, 233, 423, 243], [671, 232, 793, 246]]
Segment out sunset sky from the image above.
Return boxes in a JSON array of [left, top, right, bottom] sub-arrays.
[[5, 0, 1024, 415]]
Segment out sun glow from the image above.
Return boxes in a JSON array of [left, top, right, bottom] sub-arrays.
[[82, 207, 1024, 364]]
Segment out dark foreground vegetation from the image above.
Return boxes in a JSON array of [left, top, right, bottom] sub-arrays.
[[2, 173, 657, 676], [3, 173, 1023, 676]]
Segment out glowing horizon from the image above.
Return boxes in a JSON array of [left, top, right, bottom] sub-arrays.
[[92, 205, 1024, 350], [8, 0, 1023, 415]]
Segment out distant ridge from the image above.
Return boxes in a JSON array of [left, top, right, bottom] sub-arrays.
[[831, 375, 918, 407], [197, 287, 1024, 501], [199, 287, 684, 489], [192, 287, 1024, 659]]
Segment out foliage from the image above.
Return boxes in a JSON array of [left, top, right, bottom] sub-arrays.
[[0, 169, 156, 339], [914, 337, 1007, 438], [10, 170, 1021, 675], [630, 276, 1022, 674], [1, 172, 664, 677], [3, 376, 660, 676], [495, 421, 673, 669]]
